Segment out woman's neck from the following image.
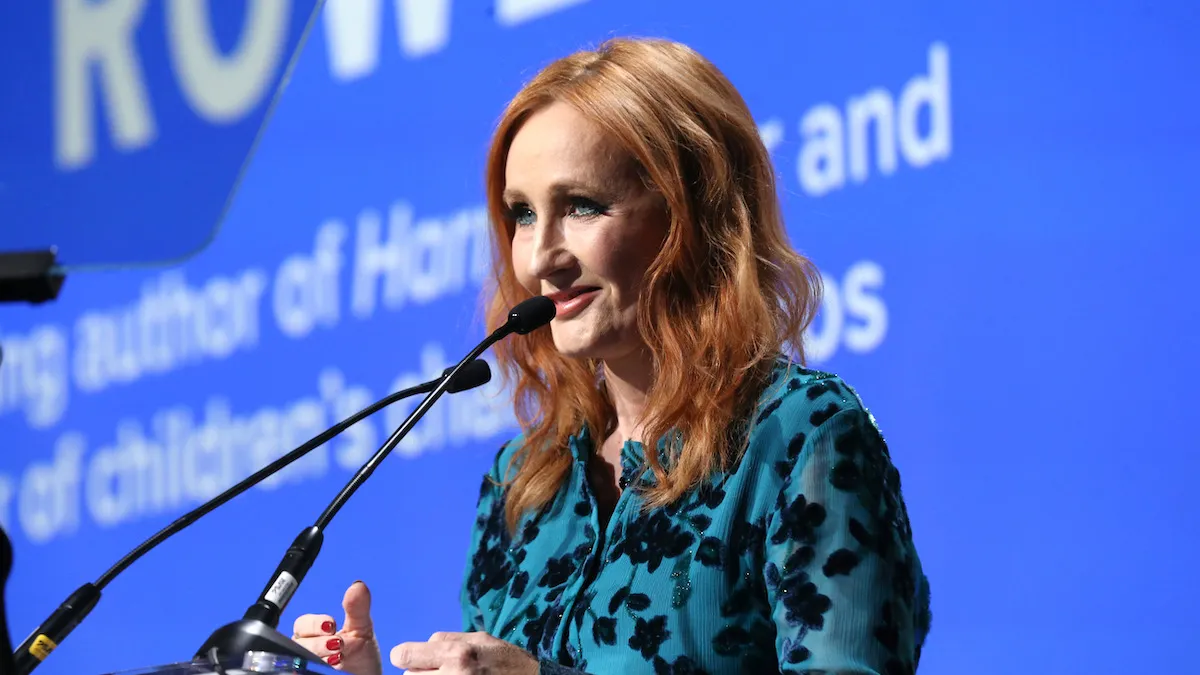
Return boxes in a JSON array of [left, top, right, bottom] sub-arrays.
[[600, 346, 653, 445]]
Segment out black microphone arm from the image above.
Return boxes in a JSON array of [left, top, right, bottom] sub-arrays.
[[195, 296, 556, 664], [9, 360, 492, 675]]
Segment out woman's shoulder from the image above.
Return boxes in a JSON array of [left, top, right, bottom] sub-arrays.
[[750, 356, 873, 430], [480, 431, 529, 485], [740, 356, 889, 472]]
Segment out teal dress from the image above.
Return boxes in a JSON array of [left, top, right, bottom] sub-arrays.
[[460, 358, 931, 674]]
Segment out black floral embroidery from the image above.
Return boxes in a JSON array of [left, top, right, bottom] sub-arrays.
[[461, 361, 930, 675], [608, 586, 629, 613], [782, 544, 815, 573], [572, 589, 596, 630], [695, 537, 723, 568], [520, 519, 541, 545], [728, 518, 767, 558], [539, 554, 576, 588], [891, 556, 916, 602], [652, 654, 711, 675], [771, 493, 826, 545], [627, 593, 652, 611], [822, 548, 861, 577], [521, 605, 552, 653], [780, 636, 811, 664], [819, 409, 927, 665], [463, 480, 513, 605], [712, 619, 776, 675], [694, 483, 726, 509], [509, 570, 529, 597], [613, 511, 695, 573], [629, 615, 671, 659], [830, 457, 862, 491], [464, 537, 512, 605], [497, 604, 535, 644], [805, 379, 842, 400], [766, 561, 832, 630], [540, 604, 564, 656], [809, 402, 841, 427], [756, 397, 783, 424], [593, 616, 617, 645], [774, 432, 808, 478]]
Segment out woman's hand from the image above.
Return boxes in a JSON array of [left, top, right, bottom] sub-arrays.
[[389, 631, 538, 674], [291, 581, 383, 675]]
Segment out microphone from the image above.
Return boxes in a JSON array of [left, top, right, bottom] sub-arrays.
[[9, 361, 491, 675], [1, 525, 15, 675], [195, 296, 556, 664]]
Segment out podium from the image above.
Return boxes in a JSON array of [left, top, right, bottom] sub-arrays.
[[104, 652, 340, 675]]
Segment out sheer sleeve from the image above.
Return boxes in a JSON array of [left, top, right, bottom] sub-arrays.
[[459, 443, 597, 675], [762, 404, 929, 675], [460, 445, 516, 633]]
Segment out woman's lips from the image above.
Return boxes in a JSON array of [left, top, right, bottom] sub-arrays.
[[548, 287, 600, 320]]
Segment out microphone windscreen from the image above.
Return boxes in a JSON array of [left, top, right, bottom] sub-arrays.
[[508, 296, 556, 334], [443, 360, 492, 393]]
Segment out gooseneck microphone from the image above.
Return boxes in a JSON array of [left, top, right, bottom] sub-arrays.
[[195, 296, 556, 664], [9, 360, 492, 675]]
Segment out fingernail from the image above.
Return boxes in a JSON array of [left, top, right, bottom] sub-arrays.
[[326, 638, 342, 651], [326, 653, 341, 666], [352, 580, 364, 587], [321, 620, 336, 634]]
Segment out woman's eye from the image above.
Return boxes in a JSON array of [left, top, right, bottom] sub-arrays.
[[567, 197, 608, 219], [507, 204, 535, 227]]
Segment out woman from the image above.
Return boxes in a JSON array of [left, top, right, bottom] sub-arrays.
[[292, 37, 931, 674]]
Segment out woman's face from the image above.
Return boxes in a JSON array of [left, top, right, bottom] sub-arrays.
[[505, 101, 665, 362]]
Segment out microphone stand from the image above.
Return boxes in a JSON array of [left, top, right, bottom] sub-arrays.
[[195, 296, 556, 664], [9, 362, 491, 675]]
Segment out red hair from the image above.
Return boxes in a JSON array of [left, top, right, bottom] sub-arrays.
[[483, 37, 822, 532]]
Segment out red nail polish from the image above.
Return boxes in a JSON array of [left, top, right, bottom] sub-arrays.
[[321, 620, 336, 634], [327, 638, 341, 651], [327, 654, 341, 666]]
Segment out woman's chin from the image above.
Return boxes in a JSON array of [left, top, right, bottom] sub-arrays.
[[550, 334, 643, 365], [550, 330, 609, 361], [551, 341, 599, 360]]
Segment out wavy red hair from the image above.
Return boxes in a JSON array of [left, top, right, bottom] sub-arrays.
[[482, 37, 823, 532]]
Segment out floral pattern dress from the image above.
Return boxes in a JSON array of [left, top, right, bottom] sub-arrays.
[[461, 358, 931, 674]]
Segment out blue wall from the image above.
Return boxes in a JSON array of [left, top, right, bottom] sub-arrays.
[[2, 1, 1198, 673]]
